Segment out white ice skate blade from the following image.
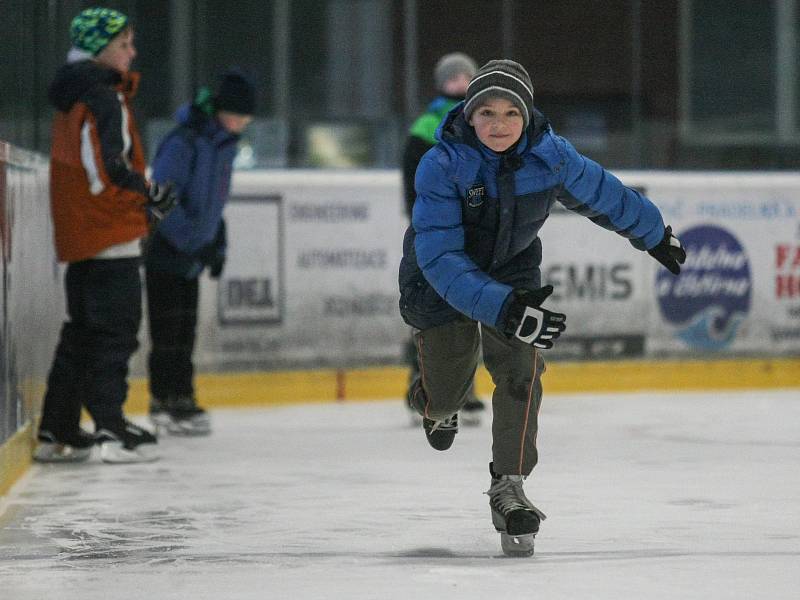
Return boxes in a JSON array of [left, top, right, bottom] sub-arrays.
[[33, 443, 92, 463], [151, 414, 211, 436], [99, 441, 160, 464], [500, 532, 535, 557]]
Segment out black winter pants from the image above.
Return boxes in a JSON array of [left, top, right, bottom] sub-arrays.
[[40, 258, 142, 431], [145, 269, 199, 400]]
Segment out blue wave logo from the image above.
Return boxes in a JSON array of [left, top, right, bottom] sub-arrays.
[[656, 225, 751, 350]]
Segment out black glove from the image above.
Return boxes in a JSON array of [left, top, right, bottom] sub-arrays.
[[502, 285, 566, 349], [199, 220, 226, 278], [208, 254, 225, 279], [146, 180, 178, 221], [648, 225, 686, 275]]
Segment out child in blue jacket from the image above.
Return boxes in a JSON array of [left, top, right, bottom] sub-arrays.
[[398, 60, 685, 556], [145, 69, 255, 436]]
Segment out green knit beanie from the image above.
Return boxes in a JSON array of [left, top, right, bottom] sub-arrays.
[[70, 7, 129, 56]]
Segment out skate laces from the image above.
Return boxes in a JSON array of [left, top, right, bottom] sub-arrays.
[[428, 415, 457, 432], [486, 477, 547, 520]]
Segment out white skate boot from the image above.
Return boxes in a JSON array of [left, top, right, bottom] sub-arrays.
[[33, 429, 94, 463], [486, 462, 546, 557], [149, 395, 211, 436]]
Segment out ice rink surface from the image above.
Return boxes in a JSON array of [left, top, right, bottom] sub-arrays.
[[1, 389, 799, 600]]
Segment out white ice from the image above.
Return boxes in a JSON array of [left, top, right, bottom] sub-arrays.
[[1, 389, 799, 600]]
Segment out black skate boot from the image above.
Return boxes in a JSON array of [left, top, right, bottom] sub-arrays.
[[422, 413, 458, 451], [486, 462, 547, 557], [150, 395, 211, 436], [95, 418, 159, 463], [33, 428, 95, 463]]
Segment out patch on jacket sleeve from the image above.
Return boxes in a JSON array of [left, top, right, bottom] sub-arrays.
[[466, 183, 486, 208]]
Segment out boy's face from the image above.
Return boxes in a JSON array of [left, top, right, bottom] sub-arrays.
[[217, 111, 254, 134], [95, 28, 136, 74], [468, 97, 524, 153]]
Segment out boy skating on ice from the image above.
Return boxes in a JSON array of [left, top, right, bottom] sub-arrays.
[[398, 60, 685, 555]]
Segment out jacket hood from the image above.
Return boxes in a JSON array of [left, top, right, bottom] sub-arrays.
[[174, 102, 196, 126], [48, 60, 138, 112], [435, 102, 550, 158], [174, 102, 239, 144]]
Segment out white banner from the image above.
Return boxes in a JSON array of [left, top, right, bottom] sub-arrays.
[[624, 173, 800, 356], [194, 171, 408, 370], [180, 170, 800, 371]]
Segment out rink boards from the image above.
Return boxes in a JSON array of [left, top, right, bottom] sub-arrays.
[[168, 169, 800, 372]]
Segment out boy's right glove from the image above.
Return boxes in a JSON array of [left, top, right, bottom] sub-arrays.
[[501, 285, 566, 349], [146, 180, 178, 221]]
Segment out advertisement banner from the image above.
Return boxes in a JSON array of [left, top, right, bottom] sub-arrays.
[[185, 170, 800, 370], [193, 171, 408, 370], [539, 199, 649, 360], [633, 174, 800, 356]]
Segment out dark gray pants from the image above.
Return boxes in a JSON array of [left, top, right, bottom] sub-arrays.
[[408, 319, 545, 476]]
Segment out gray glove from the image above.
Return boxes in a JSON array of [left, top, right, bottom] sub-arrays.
[[146, 180, 178, 221]]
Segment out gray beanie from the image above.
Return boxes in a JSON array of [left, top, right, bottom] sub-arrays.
[[463, 59, 535, 128], [434, 52, 478, 93]]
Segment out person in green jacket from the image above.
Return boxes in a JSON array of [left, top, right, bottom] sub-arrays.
[[400, 52, 486, 426]]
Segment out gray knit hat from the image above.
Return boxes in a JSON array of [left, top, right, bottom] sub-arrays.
[[463, 59, 535, 128], [434, 52, 478, 93]]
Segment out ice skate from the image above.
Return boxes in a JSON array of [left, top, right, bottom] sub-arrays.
[[149, 395, 211, 436], [423, 413, 458, 450], [33, 428, 95, 463], [95, 419, 159, 463], [460, 396, 485, 427], [486, 462, 546, 557]]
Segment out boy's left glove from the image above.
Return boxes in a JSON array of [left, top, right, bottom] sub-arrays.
[[648, 225, 686, 275], [501, 285, 566, 349]]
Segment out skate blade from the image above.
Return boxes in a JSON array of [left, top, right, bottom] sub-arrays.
[[500, 532, 535, 557], [151, 415, 211, 436], [168, 422, 211, 436], [33, 443, 92, 463], [99, 441, 160, 464]]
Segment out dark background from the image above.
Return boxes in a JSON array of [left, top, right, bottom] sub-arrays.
[[2, 0, 798, 169]]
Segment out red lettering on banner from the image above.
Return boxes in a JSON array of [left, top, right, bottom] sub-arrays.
[[775, 244, 800, 269], [776, 275, 800, 298]]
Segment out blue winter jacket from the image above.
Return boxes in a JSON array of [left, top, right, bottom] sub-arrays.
[[398, 104, 666, 331], [147, 103, 239, 277]]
